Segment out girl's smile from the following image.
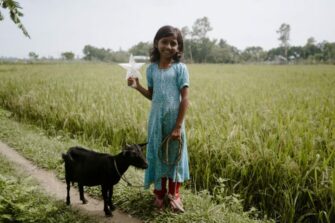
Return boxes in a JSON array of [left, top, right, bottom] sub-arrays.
[[157, 36, 179, 60]]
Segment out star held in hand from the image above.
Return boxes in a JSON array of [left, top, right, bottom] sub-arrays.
[[118, 54, 145, 79]]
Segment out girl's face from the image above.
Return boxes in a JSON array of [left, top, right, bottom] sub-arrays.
[[156, 36, 179, 60]]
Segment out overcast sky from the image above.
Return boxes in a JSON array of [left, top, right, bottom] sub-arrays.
[[1, 0, 334, 58]]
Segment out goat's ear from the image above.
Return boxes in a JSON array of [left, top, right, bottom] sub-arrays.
[[123, 143, 131, 150], [138, 143, 147, 149], [122, 149, 129, 156]]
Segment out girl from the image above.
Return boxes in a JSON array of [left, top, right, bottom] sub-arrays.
[[127, 25, 190, 212]]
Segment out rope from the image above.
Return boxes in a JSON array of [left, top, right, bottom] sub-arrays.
[[113, 159, 144, 188], [158, 135, 183, 166], [158, 135, 183, 197], [115, 135, 183, 191]]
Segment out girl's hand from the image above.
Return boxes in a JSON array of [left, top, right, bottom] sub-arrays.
[[171, 127, 181, 140], [127, 77, 139, 89]]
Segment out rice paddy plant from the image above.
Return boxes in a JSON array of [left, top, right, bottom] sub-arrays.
[[0, 63, 334, 222], [0, 63, 149, 148]]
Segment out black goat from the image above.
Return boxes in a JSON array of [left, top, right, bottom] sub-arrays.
[[62, 143, 148, 216]]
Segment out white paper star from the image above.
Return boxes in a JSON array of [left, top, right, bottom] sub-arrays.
[[118, 54, 145, 80]]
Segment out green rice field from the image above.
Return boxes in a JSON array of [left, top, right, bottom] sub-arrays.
[[0, 63, 334, 222]]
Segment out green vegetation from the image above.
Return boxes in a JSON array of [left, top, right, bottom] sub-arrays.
[[0, 63, 334, 222], [0, 0, 30, 38], [0, 108, 271, 223], [0, 153, 97, 222]]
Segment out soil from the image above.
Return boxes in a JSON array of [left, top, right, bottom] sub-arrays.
[[0, 141, 142, 223]]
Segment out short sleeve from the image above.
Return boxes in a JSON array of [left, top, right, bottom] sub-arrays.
[[177, 63, 190, 90], [146, 64, 154, 88]]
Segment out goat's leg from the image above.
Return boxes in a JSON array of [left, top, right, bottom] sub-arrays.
[[108, 186, 116, 211], [66, 179, 71, 205], [78, 184, 88, 204], [102, 185, 112, 216]]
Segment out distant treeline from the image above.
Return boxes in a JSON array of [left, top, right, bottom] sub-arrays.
[[2, 17, 335, 64], [2, 40, 334, 65], [97, 38, 334, 64], [82, 17, 335, 64]]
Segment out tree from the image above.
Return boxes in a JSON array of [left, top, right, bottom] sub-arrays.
[[321, 41, 335, 63], [128, 41, 151, 56], [277, 23, 290, 59], [82, 45, 128, 62], [208, 41, 240, 63], [83, 45, 110, 61], [190, 17, 215, 63], [302, 37, 321, 60], [288, 46, 303, 60], [191, 16, 212, 39], [306, 37, 316, 46], [0, 0, 30, 37], [61, 52, 75, 60], [181, 26, 193, 62], [181, 26, 190, 38], [241, 46, 265, 62], [193, 37, 216, 63], [28, 52, 38, 60], [266, 47, 285, 61]]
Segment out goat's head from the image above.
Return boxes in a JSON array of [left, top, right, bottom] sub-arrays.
[[122, 143, 148, 169]]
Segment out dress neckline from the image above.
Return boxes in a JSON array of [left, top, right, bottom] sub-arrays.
[[157, 63, 173, 71]]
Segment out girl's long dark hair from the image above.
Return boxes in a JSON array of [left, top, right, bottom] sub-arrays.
[[150, 25, 184, 63]]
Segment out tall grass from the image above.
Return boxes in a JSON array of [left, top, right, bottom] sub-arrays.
[[0, 154, 97, 223], [0, 63, 334, 222]]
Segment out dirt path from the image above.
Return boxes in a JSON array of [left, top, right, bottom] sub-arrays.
[[0, 141, 142, 223]]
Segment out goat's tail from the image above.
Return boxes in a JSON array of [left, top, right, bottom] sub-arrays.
[[62, 153, 75, 186], [62, 153, 73, 171], [62, 153, 67, 161], [62, 152, 73, 163]]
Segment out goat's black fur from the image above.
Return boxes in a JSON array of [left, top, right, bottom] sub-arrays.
[[62, 143, 147, 216]]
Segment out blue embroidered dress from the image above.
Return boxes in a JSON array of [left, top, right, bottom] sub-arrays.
[[144, 62, 190, 190]]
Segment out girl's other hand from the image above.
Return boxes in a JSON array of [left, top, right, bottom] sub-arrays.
[[171, 127, 181, 140]]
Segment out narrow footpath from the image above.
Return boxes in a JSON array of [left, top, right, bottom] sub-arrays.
[[0, 141, 142, 223]]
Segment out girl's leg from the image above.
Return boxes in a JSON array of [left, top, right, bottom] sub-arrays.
[[154, 177, 167, 199], [168, 178, 181, 198], [168, 178, 184, 212], [153, 178, 167, 209]]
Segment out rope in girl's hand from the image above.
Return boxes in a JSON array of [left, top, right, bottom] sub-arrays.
[[158, 135, 183, 166], [158, 135, 183, 198]]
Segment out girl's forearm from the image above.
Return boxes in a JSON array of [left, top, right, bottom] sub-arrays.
[[135, 84, 152, 100], [175, 97, 189, 129], [175, 87, 189, 129]]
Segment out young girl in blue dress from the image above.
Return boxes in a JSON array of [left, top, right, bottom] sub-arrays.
[[127, 25, 190, 212]]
